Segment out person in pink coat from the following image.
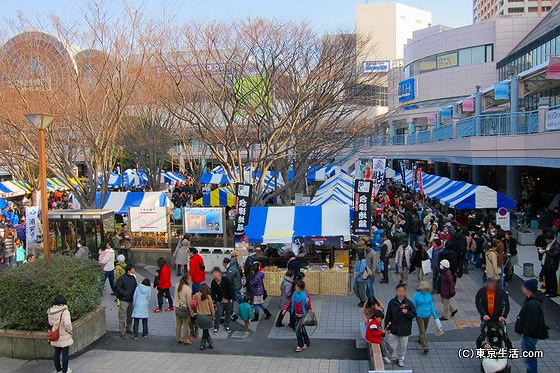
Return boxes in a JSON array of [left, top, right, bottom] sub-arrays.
[[47, 295, 74, 373]]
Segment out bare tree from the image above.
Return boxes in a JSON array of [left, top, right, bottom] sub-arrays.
[[0, 3, 154, 207], [158, 19, 380, 205]]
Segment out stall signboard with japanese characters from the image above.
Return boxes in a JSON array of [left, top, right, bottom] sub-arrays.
[[398, 160, 407, 185], [25, 206, 40, 247], [184, 207, 224, 234], [234, 183, 253, 236], [129, 207, 168, 233], [371, 158, 386, 198], [353, 179, 373, 235]]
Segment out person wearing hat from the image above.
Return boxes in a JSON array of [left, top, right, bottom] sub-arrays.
[[114, 254, 128, 283], [515, 279, 549, 373], [475, 275, 509, 325], [439, 259, 457, 320], [412, 281, 438, 354]]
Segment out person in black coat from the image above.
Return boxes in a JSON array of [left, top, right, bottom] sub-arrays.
[[210, 267, 234, 333], [451, 230, 467, 278], [475, 276, 509, 322], [539, 233, 560, 298], [384, 284, 417, 367], [115, 265, 138, 338], [515, 279, 549, 373], [502, 231, 518, 282], [439, 241, 458, 280]]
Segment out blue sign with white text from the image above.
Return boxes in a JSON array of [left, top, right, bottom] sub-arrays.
[[398, 78, 415, 102]]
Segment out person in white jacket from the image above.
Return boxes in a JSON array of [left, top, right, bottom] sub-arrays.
[[395, 241, 414, 285], [99, 242, 116, 294], [48, 295, 74, 373]]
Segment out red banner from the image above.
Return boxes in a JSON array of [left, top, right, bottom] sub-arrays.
[[417, 168, 424, 196], [546, 56, 560, 80]]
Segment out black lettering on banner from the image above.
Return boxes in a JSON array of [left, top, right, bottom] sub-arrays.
[[353, 179, 373, 235], [234, 183, 253, 236]]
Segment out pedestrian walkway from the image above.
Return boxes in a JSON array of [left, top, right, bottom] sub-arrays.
[[0, 350, 370, 373]]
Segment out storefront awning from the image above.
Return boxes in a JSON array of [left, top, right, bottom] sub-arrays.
[[95, 191, 171, 214]]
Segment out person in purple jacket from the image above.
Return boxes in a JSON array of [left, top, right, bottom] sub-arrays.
[[249, 264, 272, 321]]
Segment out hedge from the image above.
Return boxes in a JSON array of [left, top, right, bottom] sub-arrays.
[[0, 255, 103, 331]]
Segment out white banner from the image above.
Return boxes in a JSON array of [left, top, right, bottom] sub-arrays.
[[25, 206, 41, 247], [371, 158, 386, 198], [129, 207, 168, 233], [546, 108, 560, 131]]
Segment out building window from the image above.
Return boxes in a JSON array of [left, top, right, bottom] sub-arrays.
[[528, 6, 538, 12], [459, 48, 472, 65], [508, 7, 525, 13], [471, 45, 485, 64]]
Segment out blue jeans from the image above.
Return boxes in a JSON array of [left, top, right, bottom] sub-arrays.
[[473, 253, 482, 268], [409, 234, 418, 248], [192, 282, 201, 294], [101, 270, 116, 293], [520, 335, 538, 373], [253, 302, 268, 316], [499, 265, 505, 288], [366, 277, 375, 298]]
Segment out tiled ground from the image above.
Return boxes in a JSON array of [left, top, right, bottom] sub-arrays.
[[0, 350, 370, 373]]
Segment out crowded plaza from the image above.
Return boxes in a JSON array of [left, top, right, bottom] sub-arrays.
[[2, 1, 560, 373]]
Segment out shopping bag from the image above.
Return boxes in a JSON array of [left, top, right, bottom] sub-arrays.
[[304, 311, 318, 326], [422, 259, 432, 275], [434, 318, 444, 336]]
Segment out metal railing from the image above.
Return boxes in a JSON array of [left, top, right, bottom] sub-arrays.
[[433, 124, 453, 141]]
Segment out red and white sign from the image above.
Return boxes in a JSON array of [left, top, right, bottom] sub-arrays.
[[546, 56, 560, 80], [129, 207, 168, 232], [427, 113, 436, 124], [462, 97, 474, 112], [417, 168, 424, 196]]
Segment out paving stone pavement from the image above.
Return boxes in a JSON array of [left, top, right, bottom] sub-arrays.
[[0, 350, 370, 373], [268, 261, 522, 340]]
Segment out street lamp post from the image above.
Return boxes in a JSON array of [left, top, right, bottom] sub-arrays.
[[25, 114, 56, 264]]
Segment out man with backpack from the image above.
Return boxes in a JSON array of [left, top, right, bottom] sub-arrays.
[[515, 279, 549, 373]]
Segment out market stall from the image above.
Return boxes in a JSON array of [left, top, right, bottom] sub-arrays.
[[95, 191, 172, 215], [244, 205, 351, 296], [193, 186, 236, 207]]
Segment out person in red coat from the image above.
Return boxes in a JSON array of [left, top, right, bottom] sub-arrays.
[[189, 248, 206, 294], [154, 257, 174, 313], [365, 310, 390, 364]]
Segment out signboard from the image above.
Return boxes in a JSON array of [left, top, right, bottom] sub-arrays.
[[362, 60, 391, 73], [129, 207, 168, 233], [371, 158, 386, 198], [398, 78, 415, 102], [25, 206, 41, 247], [427, 113, 436, 124], [437, 52, 458, 68], [398, 160, 407, 185], [494, 82, 509, 100], [442, 107, 452, 119], [412, 162, 418, 186], [294, 236, 344, 250], [463, 97, 474, 112], [545, 108, 560, 131], [353, 179, 373, 235], [496, 207, 511, 231], [234, 183, 253, 236], [184, 207, 224, 234]]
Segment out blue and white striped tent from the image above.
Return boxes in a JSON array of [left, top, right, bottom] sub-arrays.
[[309, 173, 354, 206], [99, 172, 123, 188], [244, 205, 351, 244], [0, 181, 27, 197], [161, 171, 185, 184], [306, 166, 346, 183], [394, 170, 517, 209], [200, 167, 285, 194], [95, 191, 172, 214], [123, 169, 148, 189]]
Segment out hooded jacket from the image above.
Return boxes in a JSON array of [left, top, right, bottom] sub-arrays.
[[279, 275, 294, 309], [47, 305, 74, 348], [131, 284, 151, 319], [115, 273, 137, 302], [173, 239, 190, 265], [225, 261, 242, 291], [515, 292, 549, 339]]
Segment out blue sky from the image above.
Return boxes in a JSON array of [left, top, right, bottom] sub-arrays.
[[4, 0, 472, 33]]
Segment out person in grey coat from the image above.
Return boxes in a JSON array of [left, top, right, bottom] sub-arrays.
[[223, 256, 243, 320], [174, 234, 190, 276], [275, 270, 295, 328]]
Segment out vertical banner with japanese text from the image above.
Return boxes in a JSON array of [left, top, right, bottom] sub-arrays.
[[25, 206, 41, 247], [353, 179, 373, 235], [412, 162, 418, 186], [417, 168, 424, 196], [234, 183, 253, 237], [371, 158, 386, 198], [398, 160, 407, 185]]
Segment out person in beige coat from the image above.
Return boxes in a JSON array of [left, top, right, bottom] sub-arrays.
[[173, 235, 191, 276], [173, 274, 193, 344], [47, 295, 74, 373], [485, 245, 501, 279]]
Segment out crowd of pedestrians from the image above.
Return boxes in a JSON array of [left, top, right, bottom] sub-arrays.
[[358, 181, 553, 372]]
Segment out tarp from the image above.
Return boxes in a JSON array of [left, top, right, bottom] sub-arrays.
[[394, 170, 517, 209], [95, 191, 172, 214], [161, 171, 185, 184], [244, 205, 351, 244], [105, 173, 123, 188], [0, 198, 8, 209], [309, 173, 354, 206], [200, 173, 229, 184], [46, 177, 70, 191], [193, 187, 236, 207], [123, 169, 148, 189], [306, 166, 346, 183], [0, 181, 28, 197]]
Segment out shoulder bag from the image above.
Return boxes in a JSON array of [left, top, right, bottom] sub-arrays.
[[47, 312, 64, 342]]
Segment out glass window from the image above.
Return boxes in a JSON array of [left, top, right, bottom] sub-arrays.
[[418, 55, 436, 73], [437, 51, 458, 69], [556, 36, 560, 56], [471, 46, 485, 64], [486, 44, 493, 62], [535, 46, 542, 65], [459, 48, 472, 65], [404, 65, 410, 77], [545, 40, 552, 61]]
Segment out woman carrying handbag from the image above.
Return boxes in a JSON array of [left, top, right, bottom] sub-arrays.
[[47, 295, 74, 373]]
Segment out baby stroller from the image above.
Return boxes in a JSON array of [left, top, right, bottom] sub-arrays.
[[476, 320, 512, 373]]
